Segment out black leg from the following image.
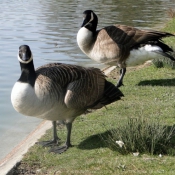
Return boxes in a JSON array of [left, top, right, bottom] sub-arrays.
[[36, 121, 60, 147], [65, 122, 73, 147], [116, 68, 126, 87], [49, 122, 73, 154]]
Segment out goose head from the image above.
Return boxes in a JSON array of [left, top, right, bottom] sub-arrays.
[[18, 45, 33, 64], [81, 10, 98, 33], [17, 45, 36, 87]]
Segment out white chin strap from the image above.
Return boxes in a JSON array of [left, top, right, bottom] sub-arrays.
[[18, 53, 33, 64], [84, 12, 94, 27]]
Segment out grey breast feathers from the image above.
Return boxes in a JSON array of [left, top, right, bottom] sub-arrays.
[[35, 63, 106, 109]]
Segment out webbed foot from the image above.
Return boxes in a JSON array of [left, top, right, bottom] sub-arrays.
[[36, 138, 60, 147], [49, 144, 73, 154], [36, 121, 60, 147]]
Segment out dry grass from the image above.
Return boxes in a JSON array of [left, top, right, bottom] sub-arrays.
[[167, 8, 175, 18]]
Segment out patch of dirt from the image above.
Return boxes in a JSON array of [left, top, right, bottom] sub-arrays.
[[107, 60, 152, 79], [7, 162, 41, 175]]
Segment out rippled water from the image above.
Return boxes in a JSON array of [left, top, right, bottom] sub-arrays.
[[0, 0, 175, 160]]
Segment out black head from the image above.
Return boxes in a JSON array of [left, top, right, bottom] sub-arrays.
[[17, 45, 36, 86], [81, 10, 98, 32], [18, 45, 33, 64]]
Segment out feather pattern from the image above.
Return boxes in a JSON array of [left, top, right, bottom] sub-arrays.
[[35, 63, 106, 109]]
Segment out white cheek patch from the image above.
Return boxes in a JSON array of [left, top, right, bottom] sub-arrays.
[[89, 12, 94, 22], [18, 53, 33, 64], [84, 12, 94, 27]]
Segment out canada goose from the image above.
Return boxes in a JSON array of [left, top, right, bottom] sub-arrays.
[[77, 10, 175, 87], [11, 45, 124, 154]]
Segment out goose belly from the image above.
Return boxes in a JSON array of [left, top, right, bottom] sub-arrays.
[[88, 50, 118, 65], [127, 46, 161, 66], [39, 106, 83, 122], [11, 82, 83, 121]]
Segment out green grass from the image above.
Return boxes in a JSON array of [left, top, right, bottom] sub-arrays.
[[11, 65, 175, 175], [10, 17, 175, 175], [101, 117, 175, 155], [162, 18, 175, 45], [153, 17, 175, 69]]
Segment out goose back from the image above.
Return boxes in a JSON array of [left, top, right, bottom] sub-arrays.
[[36, 63, 106, 108], [80, 24, 174, 66]]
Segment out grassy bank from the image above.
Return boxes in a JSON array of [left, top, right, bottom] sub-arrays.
[[162, 17, 175, 45], [10, 18, 175, 174], [10, 64, 175, 175]]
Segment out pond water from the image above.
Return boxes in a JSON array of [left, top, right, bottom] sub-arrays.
[[0, 0, 175, 161]]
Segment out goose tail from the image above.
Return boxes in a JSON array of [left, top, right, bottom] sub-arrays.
[[88, 80, 124, 110], [154, 50, 175, 61], [100, 80, 124, 106], [152, 40, 175, 61]]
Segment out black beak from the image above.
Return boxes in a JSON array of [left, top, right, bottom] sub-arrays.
[[21, 52, 29, 61], [81, 18, 87, 27], [19, 45, 31, 62]]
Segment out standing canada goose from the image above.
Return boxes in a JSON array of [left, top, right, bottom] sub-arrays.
[[77, 10, 175, 87], [11, 45, 124, 154]]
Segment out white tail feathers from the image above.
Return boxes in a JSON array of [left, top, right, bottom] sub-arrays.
[[143, 45, 163, 52]]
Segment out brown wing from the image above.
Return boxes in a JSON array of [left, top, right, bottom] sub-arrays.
[[64, 67, 105, 109], [103, 24, 174, 49], [36, 63, 106, 109]]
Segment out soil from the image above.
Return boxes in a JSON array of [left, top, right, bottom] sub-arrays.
[[8, 162, 41, 175]]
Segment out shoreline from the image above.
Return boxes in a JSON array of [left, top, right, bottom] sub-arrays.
[[0, 120, 52, 175]]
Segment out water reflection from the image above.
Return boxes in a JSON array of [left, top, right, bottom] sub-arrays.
[[38, 0, 175, 64], [0, 0, 175, 161]]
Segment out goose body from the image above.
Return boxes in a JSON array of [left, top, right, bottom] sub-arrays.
[[11, 63, 95, 122], [77, 10, 175, 87], [12, 81, 79, 121], [11, 45, 124, 153]]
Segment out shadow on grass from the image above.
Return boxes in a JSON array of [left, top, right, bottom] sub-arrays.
[[137, 78, 175, 86], [78, 130, 110, 150], [78, 125, 175, 155]]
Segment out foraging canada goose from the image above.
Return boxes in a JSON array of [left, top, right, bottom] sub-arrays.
[[77, 10, 175, 87], [11, 45, 124, 154]]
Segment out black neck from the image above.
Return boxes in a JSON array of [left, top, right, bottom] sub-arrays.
[[85, 23, 97, 35], [18, 60, 36, 87]]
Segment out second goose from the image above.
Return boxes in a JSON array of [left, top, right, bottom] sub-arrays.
[[77, 10, 175, 87], [11, 45, 124, 154]]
